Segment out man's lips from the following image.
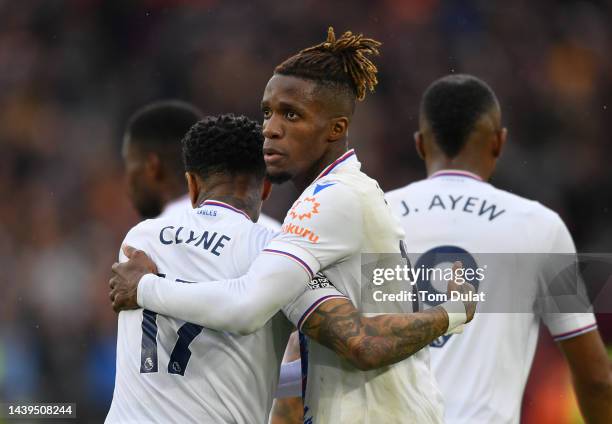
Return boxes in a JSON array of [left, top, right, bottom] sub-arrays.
[[263, 148, 285, 163]]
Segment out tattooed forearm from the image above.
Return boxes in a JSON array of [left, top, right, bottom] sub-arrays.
[[301, 299, 449, 371]]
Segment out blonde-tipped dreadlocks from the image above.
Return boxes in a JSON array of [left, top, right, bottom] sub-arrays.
[[274, 27, 381, 101]]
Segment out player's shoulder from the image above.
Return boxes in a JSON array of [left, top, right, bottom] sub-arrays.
[[280, 176, 365, 237], [474, 185, 569, 242], [226, 220, 276, 269], [119, 217, 171, 261], [124, 209, 193, 244], [490, 186, 563, 224], [304, 174, 363, 206], [123, 218, 158, 245], [245, 221, 277, 250], [256, 213, 282, 232], [385, 179, 425, 201], [385, 179, 438, 210], [389, 178, 564, 223]]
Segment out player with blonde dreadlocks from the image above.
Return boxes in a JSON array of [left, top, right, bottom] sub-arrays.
[[275, 27, 380, 101], [111, 28, 466, 423]]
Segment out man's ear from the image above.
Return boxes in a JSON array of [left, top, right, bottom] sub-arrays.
[[185, 172, 200, 208], [493, 128, 508, 158], [261, 178, 272, 201], [328, 117, 349, 142], [414, 131, 426, 160]]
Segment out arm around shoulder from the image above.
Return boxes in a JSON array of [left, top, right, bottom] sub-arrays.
[[137, 250, 313, 334]]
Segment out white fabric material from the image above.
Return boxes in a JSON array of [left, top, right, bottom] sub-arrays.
[[107, 201, 341, 424], [138, 151, 445, 423], [386, 171, 597, 424], [440, 301, 467, 334], [270, 152, 445, 423], [257, 213, 282, 232], [275, 359, 302, 399], [138, 253, 310, 335], [159, 194, 282, 232]]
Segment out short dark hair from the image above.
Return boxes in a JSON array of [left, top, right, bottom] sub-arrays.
[[275, 27, 381, 109], [421, 74, 499, 158], [182, 114, 265, 180], [125, 100, 202, 179]]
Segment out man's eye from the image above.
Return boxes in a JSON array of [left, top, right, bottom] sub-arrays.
[[286, 111, 298, 120], [262, 109, 272, 119]]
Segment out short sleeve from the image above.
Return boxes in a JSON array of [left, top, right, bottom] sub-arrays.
[[539, 215, 597, 341], [282, 273, 349, 331], [548, 213, 576, 254], [543, 313, 597, 341], [265, 181, 363, 276]]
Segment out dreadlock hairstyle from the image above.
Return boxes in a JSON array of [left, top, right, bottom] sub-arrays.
[[274, 27, 381, 103]]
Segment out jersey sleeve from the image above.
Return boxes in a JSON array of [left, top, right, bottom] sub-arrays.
[[138, 249, 315, 335], [539, 214, 597, 341], [265, 181, 363, 276], [282, 273, 349, 331], [547, 212, 576, 254]]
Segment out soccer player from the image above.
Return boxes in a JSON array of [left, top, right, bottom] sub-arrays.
[[110, 29, 475, 423], [385, 74, 612, 423], [107, 114, 346, 423], [108, 113, 473, 423], [122, 100, 281, 229]]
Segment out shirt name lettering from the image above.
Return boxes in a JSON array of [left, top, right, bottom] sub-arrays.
[[159, 225, 231, 256]]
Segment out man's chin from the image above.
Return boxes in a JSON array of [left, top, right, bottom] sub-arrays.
[[265, 171, 292, 185]]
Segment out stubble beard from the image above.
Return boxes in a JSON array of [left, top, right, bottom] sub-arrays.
[[265, 171, 293, 185]]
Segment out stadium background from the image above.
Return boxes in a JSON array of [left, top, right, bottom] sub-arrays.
[[1, 0, 610, 422]]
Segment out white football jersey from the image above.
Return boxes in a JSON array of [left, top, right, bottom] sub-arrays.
[[265, 150, 445, 424], [106, 200, 341, 423], [159, 194, 282, 232], [257, 213, 282, 232], [386, 170, 597, 424]]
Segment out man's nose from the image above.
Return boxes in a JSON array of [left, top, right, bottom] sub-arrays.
[[262, 114, 282, 139]]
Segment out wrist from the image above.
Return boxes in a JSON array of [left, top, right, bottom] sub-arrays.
[[439, 300, 467, 335], [137, 273, 157, 307]]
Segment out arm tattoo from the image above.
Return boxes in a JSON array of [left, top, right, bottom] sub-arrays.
[[301, 299, 449, 370]]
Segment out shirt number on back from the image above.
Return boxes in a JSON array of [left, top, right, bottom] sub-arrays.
[[140, 274, 204, 376]]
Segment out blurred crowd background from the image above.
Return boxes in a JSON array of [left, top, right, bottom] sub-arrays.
[[1, 0, 611, 422]]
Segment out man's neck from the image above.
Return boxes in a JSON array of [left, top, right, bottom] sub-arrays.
[[425, 159, 491, 181], [194, 181, 260, 222], [292, 146, 348, 192]]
